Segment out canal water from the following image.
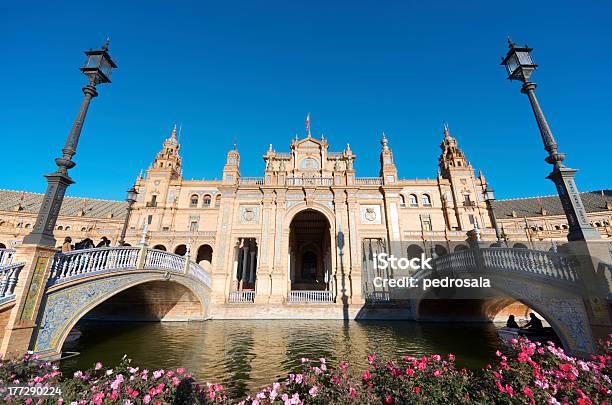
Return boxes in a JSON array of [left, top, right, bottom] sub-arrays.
[[61, 320, 502, 398]]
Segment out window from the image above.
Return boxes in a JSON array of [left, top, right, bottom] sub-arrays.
[[24, 223, 31, 228], [422, 194, 432, 207], [215, 194, 221, 207], [81, 227, 87, 232], [190, 194, 199, 208], [147, 215, 153, 225], [463, 194, 472, 206], [190, 221, 199, 232], [147, 195, 158, 207], [399, 195, 406, 207], [203, 194, 212, 207], [409, 194, 418, 207], [468, 215, 475, 225], [57, 225, 63, 230], [65, 226, 71, 231], [422, 219, 432, 231]]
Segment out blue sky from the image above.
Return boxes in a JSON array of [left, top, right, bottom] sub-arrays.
[[1, 1, 610, 201]]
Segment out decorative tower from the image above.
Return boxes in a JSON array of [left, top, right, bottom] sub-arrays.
[[222, 144, 240, 185], [379, 132, 397, 184], [437, 124, 487, 231], [149, 124, 182, 180]]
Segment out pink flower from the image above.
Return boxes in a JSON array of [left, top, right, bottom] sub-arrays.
[[495, 350, 502, 357], [309, 386, 318, 397], [92, 392, 104, 404], [414, 387, 421, 395], [172, 376, 180, 386], [349, 387, 357, 398], [300, 357, 309, 363], [295, 374, 303, 384], [448, 353, 455, 361], [433, 369, 442, 377], [176, 367, 185, 374], [523, 386, 533, 398], [143, 395, 151, 404], [362, 371, 372, 381], [406, 368, 415, 376], [368, 354, 376, 364], [384, 395, 394, 404], [431, 354, 441, 361], [95, 362, 102, 370], [417, 361, 427, 371], [153, 370, 164, 379]]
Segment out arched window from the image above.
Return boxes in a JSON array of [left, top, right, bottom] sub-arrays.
[[215, 194, 221, 207], [554, 225, 561, 230], [203, 194, 212, 207], [422, 194, 432, 207], [81, 227, 87, 232], [399, 194, 406, 207], [24, 223, 31, 228], [16, 223, 23, 228], [409, 194, 418, 207], [190, 194, 199, 208], [57, 225, 63, 231], [65, 226, 71, 231]]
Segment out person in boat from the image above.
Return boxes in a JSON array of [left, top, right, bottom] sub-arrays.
[[506, 315, 519, 328], [521, 313, 543, 331]]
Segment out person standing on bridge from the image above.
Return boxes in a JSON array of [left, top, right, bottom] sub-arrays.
[[96, 236, 111, 248], [61, 237, 73, 252]]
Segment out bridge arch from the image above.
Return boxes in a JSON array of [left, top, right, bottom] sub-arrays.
[[413, 258, 595, 356], [32, 271, 210, 359]]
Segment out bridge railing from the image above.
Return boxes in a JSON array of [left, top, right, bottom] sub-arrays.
[[480, 248, 580, 283], [49, 247, 140, 284], [144, 249, 185, 272], [188, 261, 212, 288], [0, 248, 16, 266], [432, 249, 476, 273], [0, 262, 25, 305]]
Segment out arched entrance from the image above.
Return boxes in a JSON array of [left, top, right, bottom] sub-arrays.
[[152, 244, 167, 251], [174, 244, 187, 256], [196, 244, 213, 269], [288, 209, 332, 291]]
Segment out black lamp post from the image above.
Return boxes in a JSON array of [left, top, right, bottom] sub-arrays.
[[118, 185, 138, 246], [483, 186, 502, 245], [501, 39, 599, 241], [23, 40, 117, 247]]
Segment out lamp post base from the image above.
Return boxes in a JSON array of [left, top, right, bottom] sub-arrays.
[[546, 166, 601, 241], [22, 171, 74, 248]]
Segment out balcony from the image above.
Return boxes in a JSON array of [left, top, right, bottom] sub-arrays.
[[239, 177, 265, 185], [228, 290, 255, 303], [287, 290, 334, 303], [355, 177, 383, 186], [285, 177, 333, 187], [146, 201, 158, 208]]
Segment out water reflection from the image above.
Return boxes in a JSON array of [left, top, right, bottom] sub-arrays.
[[62, 320, 501, 398]]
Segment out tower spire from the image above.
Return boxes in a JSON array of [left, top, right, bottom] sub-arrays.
[[443, 121, 450, 139], [305, 112, 311, 137], [381, 131, 389, 151]]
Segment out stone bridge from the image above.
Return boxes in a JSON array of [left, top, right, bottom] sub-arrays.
[[0, 246, 211, 359], [411, 244, 612, 357]]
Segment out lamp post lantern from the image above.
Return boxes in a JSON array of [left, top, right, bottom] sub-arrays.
[[118, 185, 138, 246], [500, 38, 600, 241], [483, 186, 502, 245], [23, 39, 117, 247]]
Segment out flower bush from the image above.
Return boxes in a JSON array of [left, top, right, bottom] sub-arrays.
[[0, 336, 609, 404]]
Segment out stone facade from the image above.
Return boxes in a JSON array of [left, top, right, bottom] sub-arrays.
[[1, 124, 611, 309]]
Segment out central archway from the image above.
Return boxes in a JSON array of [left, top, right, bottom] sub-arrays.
[[288, 209, 332, 291]]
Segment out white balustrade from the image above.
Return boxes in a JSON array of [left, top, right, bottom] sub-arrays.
[[0, 262, 24, 303], [355, 177, 383, 185], [481, 248, 579, 283], [144, 249, 185, 272], [228, 290, 255, 303], [433, 249, 476, 273], [364, 290, 390, 302], [238, 177, 265, 185], [285, 177, 333, 186], [49, 247, 140, 283], [0, 248, 16, 266], [188, 261, 212, 288], [288, 290, 334, 303]]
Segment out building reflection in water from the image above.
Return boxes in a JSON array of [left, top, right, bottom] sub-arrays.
[[62, 320, 501, 398]]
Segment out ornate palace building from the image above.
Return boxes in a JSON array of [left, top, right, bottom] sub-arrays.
[[1, 123, 610, 312]]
